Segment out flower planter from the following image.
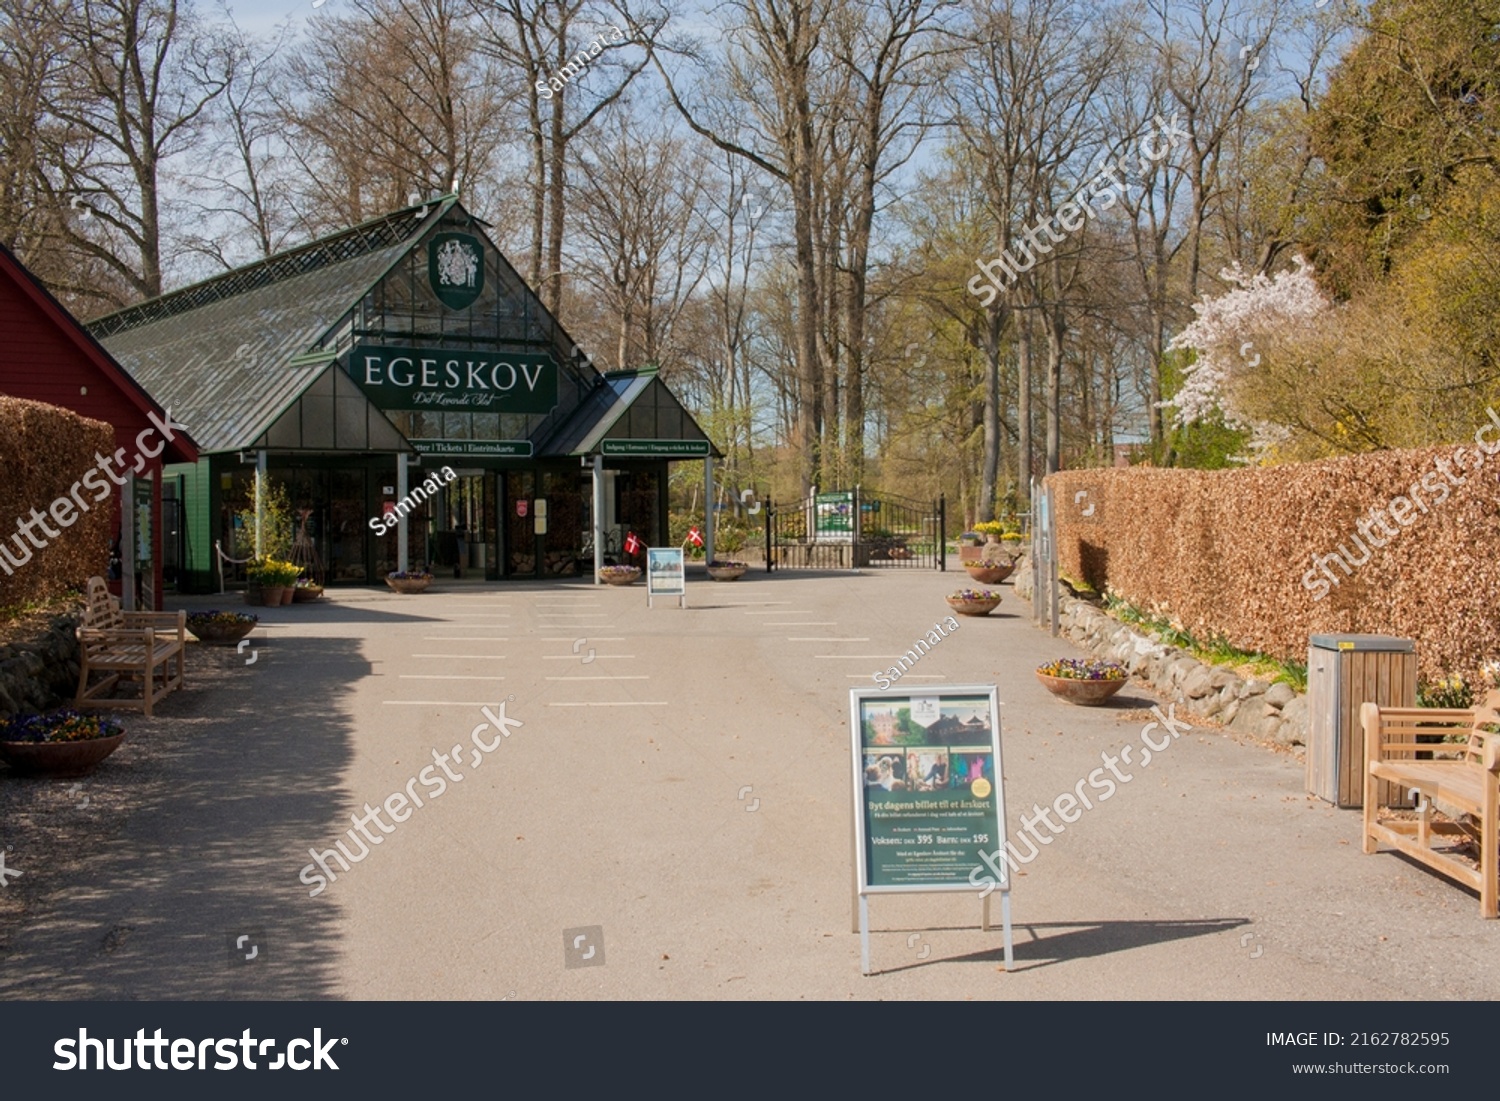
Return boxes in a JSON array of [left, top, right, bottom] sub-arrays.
[[706, 563, 748, 581], [185, 614, 258, 646], [964, 562, 1014, 584], [279, 586, 295, 605], [945, 591, 1002, 616], [292, 584, 324, 603], [599, 567, 642, 586], [1035, 672, 1127, 706], [386, 576, 432, 594], [261, 585, 286, 605], [0, 733, 126, 776], [244, 585, 263, 607]]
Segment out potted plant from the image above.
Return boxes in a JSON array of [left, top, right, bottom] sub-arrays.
[[0, 710, 126, 776], [1035, 658, 1129, 705], [244, 559, 267, 606], [292, 577, 324, 602], [185, 610, 259, 646], [945, 588, 1003, 616], [386, 568, 434, 594], [598, 564, 642, 586], [252, 558, 285, 605], [706, 559, 749, 581], [273, 559, 302, 604]]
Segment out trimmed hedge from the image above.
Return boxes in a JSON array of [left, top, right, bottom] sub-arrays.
[[1046, 439, 1500, 684], [0, 397, 114, 610]]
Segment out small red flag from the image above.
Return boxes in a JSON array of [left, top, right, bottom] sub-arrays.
[[624, 531, 641, 554], [687, 526, 704, 547]]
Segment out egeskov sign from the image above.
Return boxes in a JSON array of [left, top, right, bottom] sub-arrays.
[[429, 232, 485, 309], [351, 345, 558, 414]]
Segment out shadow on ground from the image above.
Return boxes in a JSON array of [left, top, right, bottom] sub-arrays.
[[873, 917, 1248, 975], [0, 634, 367, 999]]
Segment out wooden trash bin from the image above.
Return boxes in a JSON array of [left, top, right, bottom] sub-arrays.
[[1306, 634, 1417, 807]]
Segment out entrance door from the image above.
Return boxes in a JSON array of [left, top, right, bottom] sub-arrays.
[[443, 472, 494, 576]]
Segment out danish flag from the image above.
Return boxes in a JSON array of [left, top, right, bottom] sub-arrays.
[[623, 531, 641, 554], [687, 526, 704, 547]]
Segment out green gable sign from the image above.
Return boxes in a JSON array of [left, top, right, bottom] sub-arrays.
[[429, 232, 485, 309], [351, 344, 558, 414]]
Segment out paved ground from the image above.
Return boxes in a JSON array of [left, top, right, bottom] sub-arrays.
[[1, 563, 1497, 1000]]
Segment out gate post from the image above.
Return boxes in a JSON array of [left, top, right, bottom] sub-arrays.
[[938, 494, 946, 571], [851, 485, 861, 573], [764, 498, 773, 573]]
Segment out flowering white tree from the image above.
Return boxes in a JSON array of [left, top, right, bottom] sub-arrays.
[[1165, 256, 1331, 454]]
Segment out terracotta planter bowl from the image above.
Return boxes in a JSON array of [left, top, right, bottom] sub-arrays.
[[186, 617, 258, 646], [707, 566, 748, 581], [1035, 672, 1127, 705], [946, 595, 1002, 616], [600, 569, 641, 586], [386, 577, 432, 594], [0, 733, 126, 776], [965, 562, 1014, 584], [292, 585, 324, 603], [261, 585, 286, 605]]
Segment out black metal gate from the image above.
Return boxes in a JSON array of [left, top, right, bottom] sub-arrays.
[[764, 490, 945, 571]]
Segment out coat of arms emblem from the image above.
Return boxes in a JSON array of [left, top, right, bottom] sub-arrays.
[[428, 232, 486, 309]]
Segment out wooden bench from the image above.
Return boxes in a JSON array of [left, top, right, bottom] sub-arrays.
[[1361, 698, 1500, 917], [74, 577, 186, 717]]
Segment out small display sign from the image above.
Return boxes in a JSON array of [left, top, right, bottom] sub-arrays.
[[850, 686, 1007, 892], [647, 547, 686, 598]]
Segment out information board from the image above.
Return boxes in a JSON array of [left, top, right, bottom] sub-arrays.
[[646, 546, 685, 607], [815, 492, 855, 543], [851, 687, 1007, 891], [849, 685, 1013, 973]]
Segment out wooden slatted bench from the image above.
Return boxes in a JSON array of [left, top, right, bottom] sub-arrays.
[[1361, 698, 1500, 917], [74, 577, 186, 717]]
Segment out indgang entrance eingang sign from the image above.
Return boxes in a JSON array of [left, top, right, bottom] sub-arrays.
[[350, 344, 559, 414]]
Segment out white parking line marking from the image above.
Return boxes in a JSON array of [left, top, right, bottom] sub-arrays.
[[788, 637, 869, 642], [422, 636, 511, 641], [382, 700, 513, 706], [411, 654, 507, 659], [541, 654, 635, 660], [545, 676, 651, 681], [540, 637, 626, 642], [547, 701, 668, 707], [765, 621, 835, 626], [398, 675, 507, 680], [816, 655, 897, 659], [845, 674, 946, 679], [744, 610, 808, 615]]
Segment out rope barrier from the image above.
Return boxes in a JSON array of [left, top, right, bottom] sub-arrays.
[[214, 539, 255, 594]]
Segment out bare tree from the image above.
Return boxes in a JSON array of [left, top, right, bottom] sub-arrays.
[[466, 0, 664, 313], [41, 0, 231, 303], [567, 106, 714, 371], [278, 0, 509, 233]]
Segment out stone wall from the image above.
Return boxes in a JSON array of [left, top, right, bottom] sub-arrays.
[[1016, 556, 1309, 748], [0, 613, 83, 716]]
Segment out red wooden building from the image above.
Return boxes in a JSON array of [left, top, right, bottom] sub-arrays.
[[0, 244, 199, 609]]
